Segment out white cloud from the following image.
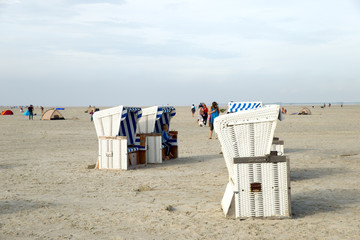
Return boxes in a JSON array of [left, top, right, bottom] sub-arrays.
[[1, 0, 360, 105]]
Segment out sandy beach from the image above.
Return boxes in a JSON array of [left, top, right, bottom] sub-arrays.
[[0, 105, 359, 239]]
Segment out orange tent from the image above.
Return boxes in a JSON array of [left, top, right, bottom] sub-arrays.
[[1, 110, 14, 115]]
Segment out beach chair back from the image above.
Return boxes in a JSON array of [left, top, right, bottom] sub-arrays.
[[138, 106, 176, 134], [94, 106, 142, 145], [118, 107, 142, 145], [215, 105, 279, 179], [137, 106, 158, 134], [93, 106, 123, 137]]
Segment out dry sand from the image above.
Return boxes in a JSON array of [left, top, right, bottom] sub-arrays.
[[0, 105, 359, 239]]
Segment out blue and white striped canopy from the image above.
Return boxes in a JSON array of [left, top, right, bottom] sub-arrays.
[[159, 106, 176, 114], [119, 107, 142, 145], [154, 106, 176, 133], [156, 106, 176, 119], [121, 107, 142, 121], [227, 102, 262, 113]]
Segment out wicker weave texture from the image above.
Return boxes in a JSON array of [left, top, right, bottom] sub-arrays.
[[215, 105, 291, 218], [234, 161, 291, 218], [214, 105, 280, 179]]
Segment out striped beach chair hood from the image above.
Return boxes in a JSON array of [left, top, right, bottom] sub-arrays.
[[118, 107, 142, 145], [93, 105, 142, 146], [154, 106, 176, 133], [227, 102, 262, 113]]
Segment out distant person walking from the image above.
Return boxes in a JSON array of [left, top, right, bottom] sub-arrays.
[[209, 101, 220, 139], [198, 104, 204, 126], [89, 110, 94, 122], [191, 104, 196, 117], [40, 106, 44, 115], [202, 103, 208, 126], [28, 105, 34, 120]]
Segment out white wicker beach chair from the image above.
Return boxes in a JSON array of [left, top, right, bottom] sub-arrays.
[[137, 106, 177, 163], [227, 101, 284, 155], [214, 105, 291, 219], [93, 106, 145, 170]]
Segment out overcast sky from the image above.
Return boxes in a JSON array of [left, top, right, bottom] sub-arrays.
[[1, 0, 360, 106]]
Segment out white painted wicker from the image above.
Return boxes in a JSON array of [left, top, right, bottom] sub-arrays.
[[214, 105, 291, 219], [233, 160, 291, 218], [215, 105, 280, 179]]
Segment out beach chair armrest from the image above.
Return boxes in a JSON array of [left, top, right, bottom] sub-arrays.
[[233, 155, 287, 164]]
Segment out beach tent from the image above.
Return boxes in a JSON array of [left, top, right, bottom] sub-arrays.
[[41, 109, 65, 120], [298, 107, 311, 115], [1, 110, 14, 115], [23, 110, 29, 116]]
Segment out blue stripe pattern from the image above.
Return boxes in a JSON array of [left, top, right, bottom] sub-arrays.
[[135, 137, 146, 150], [154, 106, 176, 133], [159, 106, 176, 114], [121, 108, 128, 120], [127, 147, 139, 153], [118, 107, 142, 145], [168, 138, 177, 146], [162, 139, 177, 148], [228, 102, 262, 113], [156, 108, 163, 120]]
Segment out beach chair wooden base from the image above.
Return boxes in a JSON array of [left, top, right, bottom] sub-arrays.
[[171, 146, 178, 159], [97, 136, 147, 170], [126, 150, 146, 167], [124, 150, 147, 169], [137, 134, 163, 164], [128, 151, 137, 166], [167, 131, 178, 159], [162, 146, 178, 161], [137, 150, 146, 165], [222, 153, 291, 219]]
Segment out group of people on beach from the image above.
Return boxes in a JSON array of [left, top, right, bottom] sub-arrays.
[[191, 101, 220, 139], [19, 104, 44, 120]]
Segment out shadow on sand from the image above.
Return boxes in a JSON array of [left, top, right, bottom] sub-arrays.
[[0, 199, 54, 215], [285, 148, 316, 154], [137, 154, 223, 170], [0, 163, 26, 170], [291, 189, 360, 218], [290, 167, 349, 182]]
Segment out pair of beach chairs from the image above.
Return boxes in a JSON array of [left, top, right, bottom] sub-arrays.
[[215, 102, 291, 219], [93, 106, 177, 170]]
